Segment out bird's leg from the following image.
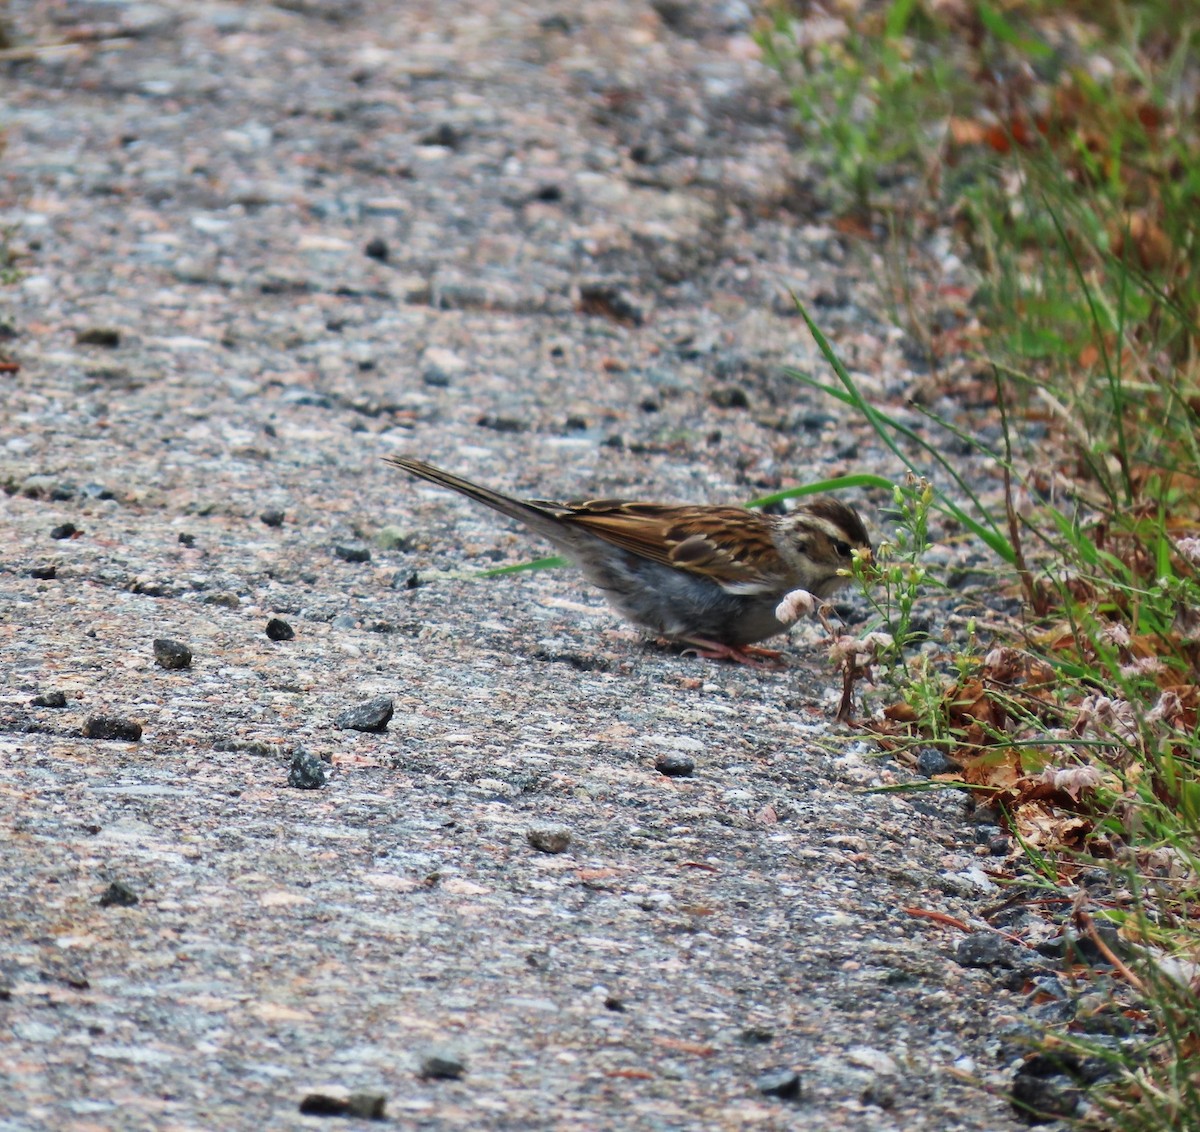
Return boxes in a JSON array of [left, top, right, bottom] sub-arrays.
[[675, 637, 786, 668]]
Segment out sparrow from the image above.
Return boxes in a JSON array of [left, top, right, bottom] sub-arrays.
[[385, 456, 871, 665]]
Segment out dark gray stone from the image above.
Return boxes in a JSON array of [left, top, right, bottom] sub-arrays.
[[655, 752, 695, 777], [99, 880, 139, 907], [153, 638, 193, 670], [335, 696, 394, 733], [526, 827, 571, 854], [83, 716, 143, 741], [419, 1047, 466, 1080], [288, 748, 326, 789], [266, 618, 295, 641], [32, 691, 67, 708], [916, 747, 960, 776], [757, 1069, 801, 1099]]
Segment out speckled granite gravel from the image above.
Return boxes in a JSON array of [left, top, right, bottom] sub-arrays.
[[1, 1, 1038, 1129]]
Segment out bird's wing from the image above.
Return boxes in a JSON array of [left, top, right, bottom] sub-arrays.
[[558, 502, 785, 592]]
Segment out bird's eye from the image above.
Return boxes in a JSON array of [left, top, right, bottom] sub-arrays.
[[833, 539, 853, 559]]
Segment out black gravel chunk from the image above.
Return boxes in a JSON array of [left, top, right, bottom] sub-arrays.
[[266, 618, 295, 641], [153, 638, 193, 670], [334, 696, 394, 733], [299, 1090, 387, 1119], [740, 1027, 775, 1045], [177, 532, 196, 547], [28, 563, 57, 579], [75, 327, 121, 347], [916, 748, 961, 776], [261, 508, 286, 527], [83, 716, 143, 741], [956, 934, 1043, 988], [288, 748, 326, 789], [32, 691, 68, 708], [50, 522, 79, 540], [298, 1093, 348, 1117], [757, 1069, 802, 1099], [99, 880, 139, 907], [655, 752, 695, 777], [578, 282, 644, 326], [1035, 924, 1131, 965], [1009, 1052, 1108, 1123], [709, 385, 749, 409], [419, 1048, 466, 1080], [476, 414, 525, 433], [364, 236, 389, 261], [333, 543, 371, 563]]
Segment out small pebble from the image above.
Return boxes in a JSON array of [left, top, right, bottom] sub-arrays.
[[178, 532, 196, 547], [288, 748, 326, 789], [75, 327, 121, 347], [299, 1090, 387, 1119], [655, 752, 695, 777], [32, 691, 68, 708], [266, 618, 295, 641], [364, 236, 389, 261], [335, 696, 394, 733], [345, 1093, 387, 1119], [83, 715, 142, 741], [261, 509, 285, 528], [709, 385, 750, 409], [375, 525, 413, 550], [153, 638, 193, 670], [916, 747, 960, 776], [50, 522, 79, 540], [757, 1069, 802, 1099], [740, 1027, 775, 1045], [419, 1047, 466, 1080], [477, 415, 525, 433], [334, 543, 371, 563], [955, 933, 1025, 971], [205, 591, 240, 609], [527, 827, 571, 854], [99, 880, 139, 908], [28, 563, 57, 580]]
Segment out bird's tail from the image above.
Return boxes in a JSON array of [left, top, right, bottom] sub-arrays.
[[384, 456, 567, 536]]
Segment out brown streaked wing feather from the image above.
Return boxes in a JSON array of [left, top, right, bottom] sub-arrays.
[[557, 502, 781, 586]]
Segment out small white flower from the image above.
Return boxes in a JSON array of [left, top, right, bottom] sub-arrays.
[[1174, 537, 1200, 567], [1118, 657, 1166, 679], [1101, 622, 1131, 648], [1077, 694, 1139, 744], [775, 589, 818, 625], [1146, 690, 1184, 726], [1041, 764, 1102, 799], [829, 632, 894, 667]]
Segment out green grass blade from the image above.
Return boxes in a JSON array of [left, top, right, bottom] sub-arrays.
[[479, 555, 568, 577], [747, 473, 893, 509]]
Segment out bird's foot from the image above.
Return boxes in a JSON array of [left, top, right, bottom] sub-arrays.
[[676, 638, 786, 669]]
